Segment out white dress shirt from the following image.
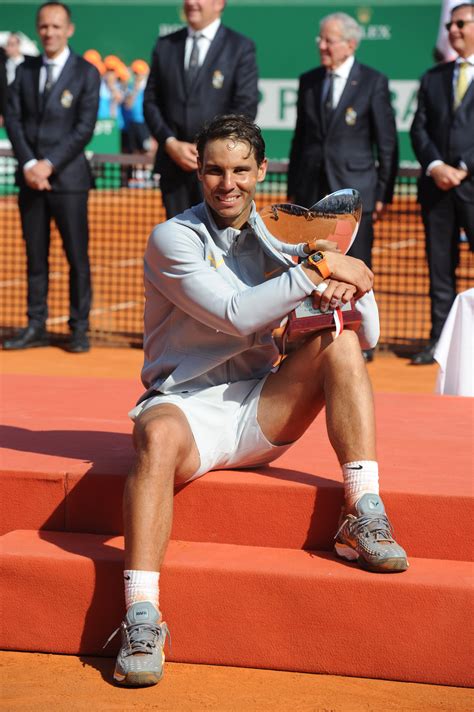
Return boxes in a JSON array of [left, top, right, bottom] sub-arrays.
[[324, 54, 355, 109], [184, 18, 221, 70], [39, 45, 70, 92], [6, 55, 25, 85]]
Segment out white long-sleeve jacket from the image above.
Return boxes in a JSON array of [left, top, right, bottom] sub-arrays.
[[140, 201, 379, 398]]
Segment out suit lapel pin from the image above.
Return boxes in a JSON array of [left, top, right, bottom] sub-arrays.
[[60, 90, 73, 108], [345, 107, 357, 125], [212, 70, 224, 89]]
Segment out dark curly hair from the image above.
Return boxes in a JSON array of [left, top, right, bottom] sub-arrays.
[[195, 114, 266, 166]]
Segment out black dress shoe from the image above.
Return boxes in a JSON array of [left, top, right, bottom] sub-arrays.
[[362, 348, 374, 363], [410, 340, 437, 365], [3, 325, 49, 350], [67, 331, 90, 353]]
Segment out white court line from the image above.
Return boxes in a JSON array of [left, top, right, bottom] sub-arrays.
[[0, 271, 64, 289], [372, 238, 417, 254], [46, 300, 140, 326], [0, 260, 142, 288], [92, 258, 142, 271]]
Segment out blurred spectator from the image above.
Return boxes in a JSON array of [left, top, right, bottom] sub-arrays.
[[287, 12, 398, 363], [121, 59, 152, 154], [3, 1, 100, 353], [5, 32, 26, 85], [143, 0, 259, 218], [288, 12, 398, 271], [1, 32, 28, 126], [98, 55, 124, 121], [0, 47, 6, 126], [409, 2, 474, 365]]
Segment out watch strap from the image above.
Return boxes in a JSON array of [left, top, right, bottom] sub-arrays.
[[305, 251, 332, 279]]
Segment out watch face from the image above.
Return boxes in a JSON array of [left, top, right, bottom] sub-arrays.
[[310, 251, 324, 263]]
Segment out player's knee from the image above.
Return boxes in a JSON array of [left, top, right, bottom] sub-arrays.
[[134, 412, 184, 460], [324, 330, 365, 368]]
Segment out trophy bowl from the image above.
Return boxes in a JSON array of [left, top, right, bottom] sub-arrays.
[[259, 188, 362, 256], [257, 189, 363, 354]]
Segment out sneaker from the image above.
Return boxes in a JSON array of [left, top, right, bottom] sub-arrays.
[[334, 493, 408, 572], [105, 601, 170, 687]]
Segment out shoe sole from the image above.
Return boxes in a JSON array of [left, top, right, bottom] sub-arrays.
[[113, 651, 165, 687], [114, 669, 164, 687], [335, 542, 409, 573], [3, 340, 50, 350]]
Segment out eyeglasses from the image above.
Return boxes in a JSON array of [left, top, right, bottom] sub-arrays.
[[316, 36, 345, 47], [445, 19, 474, 31]]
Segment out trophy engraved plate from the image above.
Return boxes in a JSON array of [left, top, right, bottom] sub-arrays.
[[256, 189, 363, 354]]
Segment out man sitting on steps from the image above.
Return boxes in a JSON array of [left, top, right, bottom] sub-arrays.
[[111, 114, 408, 688]]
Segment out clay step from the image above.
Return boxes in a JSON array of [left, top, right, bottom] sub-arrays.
[[1, 374, 472, 560], [1, 529, 472, 687], [1, 466, 472, 561]]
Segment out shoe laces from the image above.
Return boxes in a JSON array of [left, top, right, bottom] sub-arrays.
[[104, 620, 170, 656], [335, 513, 395, 544]]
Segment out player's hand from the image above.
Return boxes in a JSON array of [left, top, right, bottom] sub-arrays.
[[322, 252, 373, 299], [165, 139, 199, 171], [312, 279, 357, 312], [305, 238, 341, 254]]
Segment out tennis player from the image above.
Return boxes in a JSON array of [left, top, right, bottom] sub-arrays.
[[108, 114, 408, 687]]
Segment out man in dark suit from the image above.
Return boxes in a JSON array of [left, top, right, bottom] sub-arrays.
[[410, 2, 474, 365], [144, 0, 259, 218], [288, 12, 398, 275], [4, 2, 100, 353]]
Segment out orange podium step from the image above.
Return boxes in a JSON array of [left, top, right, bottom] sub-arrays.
[[1, 529, 472, 687], [1, 371, 473, 687], [1, 374, 472, 561]]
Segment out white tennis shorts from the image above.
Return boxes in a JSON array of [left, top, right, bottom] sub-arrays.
[[128, 377, 292, 482]]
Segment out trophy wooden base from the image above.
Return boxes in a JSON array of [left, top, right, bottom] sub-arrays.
[[273, 299, 362, 354]]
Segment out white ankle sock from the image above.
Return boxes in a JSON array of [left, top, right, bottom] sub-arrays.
[[342, 460, 379, 510], [124, 569, 160, 611]]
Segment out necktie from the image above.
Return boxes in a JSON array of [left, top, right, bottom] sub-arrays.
[[454, 61, 469, 110], [323, 71, 335, 128], [186, 33, 202, 89], [42, 63, 55, 108]]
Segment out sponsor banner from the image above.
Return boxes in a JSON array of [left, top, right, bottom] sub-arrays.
[[257, 79, 419, 133]]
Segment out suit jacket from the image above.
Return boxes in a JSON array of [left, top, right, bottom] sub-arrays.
[[288, 60, 398, 212], [0, 49, 7, 120], [5, 51, 100, 192], [410, 60, 474, 205], [144, 24, 259, 187]]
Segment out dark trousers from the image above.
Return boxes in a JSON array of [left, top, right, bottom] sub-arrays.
[[18, 188, 91, 332], [421, 191, 474, 340], [347, 212, 374, 269], [305, 169, 375, 268], [161, 171, 203, 219]]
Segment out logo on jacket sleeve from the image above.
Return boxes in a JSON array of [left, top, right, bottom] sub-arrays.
[[212, 70, 224, 89], [61, 90, 73, 108]]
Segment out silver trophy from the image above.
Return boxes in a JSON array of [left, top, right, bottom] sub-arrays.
[[252, 189, 363, 353]]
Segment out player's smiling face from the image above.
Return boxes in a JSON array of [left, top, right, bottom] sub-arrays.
[[198, 138, 268, 230]]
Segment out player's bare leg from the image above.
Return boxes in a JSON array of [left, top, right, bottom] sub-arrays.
[[108, 404, 200, 686], [259, 329, 408, 572]]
